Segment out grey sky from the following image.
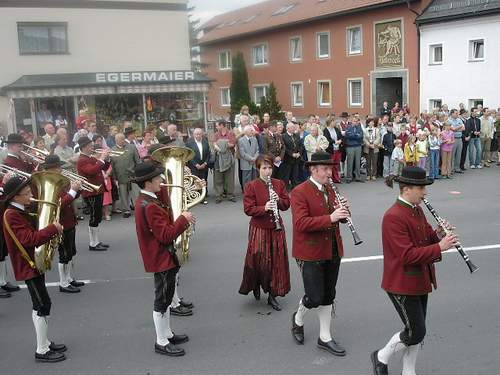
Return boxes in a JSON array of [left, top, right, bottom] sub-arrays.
[[189, 0, 267, 25]]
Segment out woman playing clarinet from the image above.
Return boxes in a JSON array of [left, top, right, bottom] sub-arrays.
[[239, 154, 290, 311]]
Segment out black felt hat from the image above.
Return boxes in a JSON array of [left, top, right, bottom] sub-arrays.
[[304, 151, 334, 167], [4, 133, 25, 144], [124, 127, 136, 136], [395, 166, 434, 186], [78, 137, 92, 149], [132, 162, 164, 183], [3, 175, 31, 203], [41, 155, 65, 170], [157, 135, 174, 145]]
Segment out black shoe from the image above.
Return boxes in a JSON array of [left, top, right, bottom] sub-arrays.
[[228, 196, 236, 202], [168, 333, 189, 345], [1, 282, 20, 292], [70, 280, 85, 287], [89, 244, 107, 251], [252, 288, 260, 301], [317, 338, 346, 357], [179, 299, 194, 309], [455, 170, 464, 174], [49, 342, 67, 353], [291, 312, 304, 345], [35, 350, 66, 363], [0, 289, 11, 298], [59, 285, 81, 293], [345, 179, 352, 184], [154, 343, 185, 357], [267, 295, 281, 311], [123, 212, 131, 218], [97, 242, 110, 248], [215, 197, 222, 204], [371, 350, 388, 375], [170, 305, 193, 316], [355, 179, 366, 183]]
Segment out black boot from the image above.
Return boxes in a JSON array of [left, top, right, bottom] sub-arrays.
[[291, 312, 304, 344], [253, 288, 260, 301], [267, 294, 281, 311]]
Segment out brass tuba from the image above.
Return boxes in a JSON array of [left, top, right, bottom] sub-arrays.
[[152, 146, 206, 261], [30, 171, 70, 272]]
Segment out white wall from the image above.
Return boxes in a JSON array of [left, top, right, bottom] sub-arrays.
[[420, 14, 500, 112], [0, 4, 191, 132]]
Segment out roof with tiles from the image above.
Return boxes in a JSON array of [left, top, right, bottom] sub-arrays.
[[417, 0, 500, 24]]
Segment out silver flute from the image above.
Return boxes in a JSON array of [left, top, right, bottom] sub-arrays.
[[266, 176, 282, 231]]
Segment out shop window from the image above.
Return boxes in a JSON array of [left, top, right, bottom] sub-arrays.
[[290, 36, 302, 62], [219, 50, 232, 70], [347, 26, 362, 55], [348, 79, 363, 107], [254, 85, 269, 105], [317, 80, 331, 107], [468, 99, 483, 109], [468, 39, 484, 61], [18, 22, 68, 55], [429, 44, 443, 64], [429, 99, 442, 111], [253, 43, 269, 65], [291, 82, 304, 107], [316, 31, 330, 59], [220, 88, 231, 107]]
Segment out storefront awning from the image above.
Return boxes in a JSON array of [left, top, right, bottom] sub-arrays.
[[2, 71, 212, 99]]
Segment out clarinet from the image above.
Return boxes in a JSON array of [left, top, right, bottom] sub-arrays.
[[422, 198, 478, 273], [328, 178, 363, 245], [266, 176, 282, 231]]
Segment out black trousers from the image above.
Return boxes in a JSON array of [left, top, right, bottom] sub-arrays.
[[85, 194, 103, 227], [153, 267, 179, 313], [460, 139, 469, 169], [388, 293, 428, 346], [58, 228, 77, 264], [297, 258, 341, 309], [26, 274, 51, 316], [280, 160, 299, 189]]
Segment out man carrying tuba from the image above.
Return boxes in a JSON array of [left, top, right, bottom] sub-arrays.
[[2, 175, 66, 363]]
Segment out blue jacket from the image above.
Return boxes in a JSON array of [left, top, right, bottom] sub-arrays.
[[345, 124, 363, 147]]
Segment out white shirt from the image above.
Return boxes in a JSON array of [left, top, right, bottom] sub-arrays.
[[398, 196, 417, 209], [309, 177, 328, 203], [10, 202, 25, 211], [195, 140, 203, 157], [140, 189, 157, 199]]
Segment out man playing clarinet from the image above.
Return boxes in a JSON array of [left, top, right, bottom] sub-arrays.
[[132, 162, 196, 357], [371, 166, 459, 375], [290, 151, 350, 356]]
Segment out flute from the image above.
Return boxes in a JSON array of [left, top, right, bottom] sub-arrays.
[[328, 178, 363, 245], [266, 176, 282, 231], [422, 198, 478, 273]]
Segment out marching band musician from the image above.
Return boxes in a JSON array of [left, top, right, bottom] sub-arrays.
[[263, 122, 285, 178], [132, 162, 196, 357], [76, 137, 111, 251], [290, 151, 350, 357], [40, 155, 85, 293], [371, 167, 459, 375], [2, 175, 66, 362], [239, 154, 290, 311]]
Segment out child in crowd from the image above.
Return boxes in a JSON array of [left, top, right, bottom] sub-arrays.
[[390, 139, 405, 176], [416, 130, 429, 170], [428, 125, 441, 180], [440, 122, 455, 179], [404, 134, 418, 167]]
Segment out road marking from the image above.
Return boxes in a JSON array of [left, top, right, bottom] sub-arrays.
[[16, 244, 500, 288]]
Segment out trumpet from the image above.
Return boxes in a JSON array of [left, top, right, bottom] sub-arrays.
[[328, 178, 363, 245], [0, 164, 31, 179], [93, 148, 126, 157], [24, 144, 50, 156]]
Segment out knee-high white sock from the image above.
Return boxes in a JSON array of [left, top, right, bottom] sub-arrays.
[[58, 263, 69, 287], [402, 344, 420, 375], [93, 227, 100, 245], [294, 298, 308, 326], [88, 227, 97, 247], [378, 331, 406, 364], [170, 283, 180, 308], [164, 306, 174, 339], [32, 311, 50, 354], [153, 311, 170, 346], [68, 260, 75, 282], [317, 304, 333, 342], [0, 260, 7, 286]]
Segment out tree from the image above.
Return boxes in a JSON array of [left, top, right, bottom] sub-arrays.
[[230, 52, 255, 119], [258, 82, 283, 121]]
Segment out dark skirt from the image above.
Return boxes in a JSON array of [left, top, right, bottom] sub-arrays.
[[239, 225, 291, 297]]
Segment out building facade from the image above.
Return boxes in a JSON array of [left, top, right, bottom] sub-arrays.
[[0, 0, 210, 136], [418, 0, 500, 111], [200, 0, 431, 120]]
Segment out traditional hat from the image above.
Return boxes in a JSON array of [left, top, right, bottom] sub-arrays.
[[78, 137, 92, 149], [4, 133, 25, 144], [304, 151, 335, 167], [3, 175, 31, 203], [41, 155, 64, 170], [157, 135, 174, 145], [124, 127, 136, 136], [131, 162, 164, 183], [395, 166, 434, 186], [155, 118, 168, 125]]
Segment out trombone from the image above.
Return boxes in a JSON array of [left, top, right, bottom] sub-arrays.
[[21, 145, 48, 163]]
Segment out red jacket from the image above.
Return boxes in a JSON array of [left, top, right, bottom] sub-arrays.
[[134, 192, 189, 273], [76, 154, 109, 198], [243, 178, 290, 229], [291, 180, 344, 260], [3, 206, 59, 280], [4, 154, 35, 173], [381, 200, 442, 295], [60, 191, 78, 230]]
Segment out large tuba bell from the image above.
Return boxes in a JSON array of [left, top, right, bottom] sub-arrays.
[[30, 171, 70, 272], [152, 146, 206, 261]]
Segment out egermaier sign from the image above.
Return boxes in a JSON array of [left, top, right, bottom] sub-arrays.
[[375, 20, 403, 69]]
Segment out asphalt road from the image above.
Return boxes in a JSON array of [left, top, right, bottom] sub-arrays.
[[0, 167, 499, 375]]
